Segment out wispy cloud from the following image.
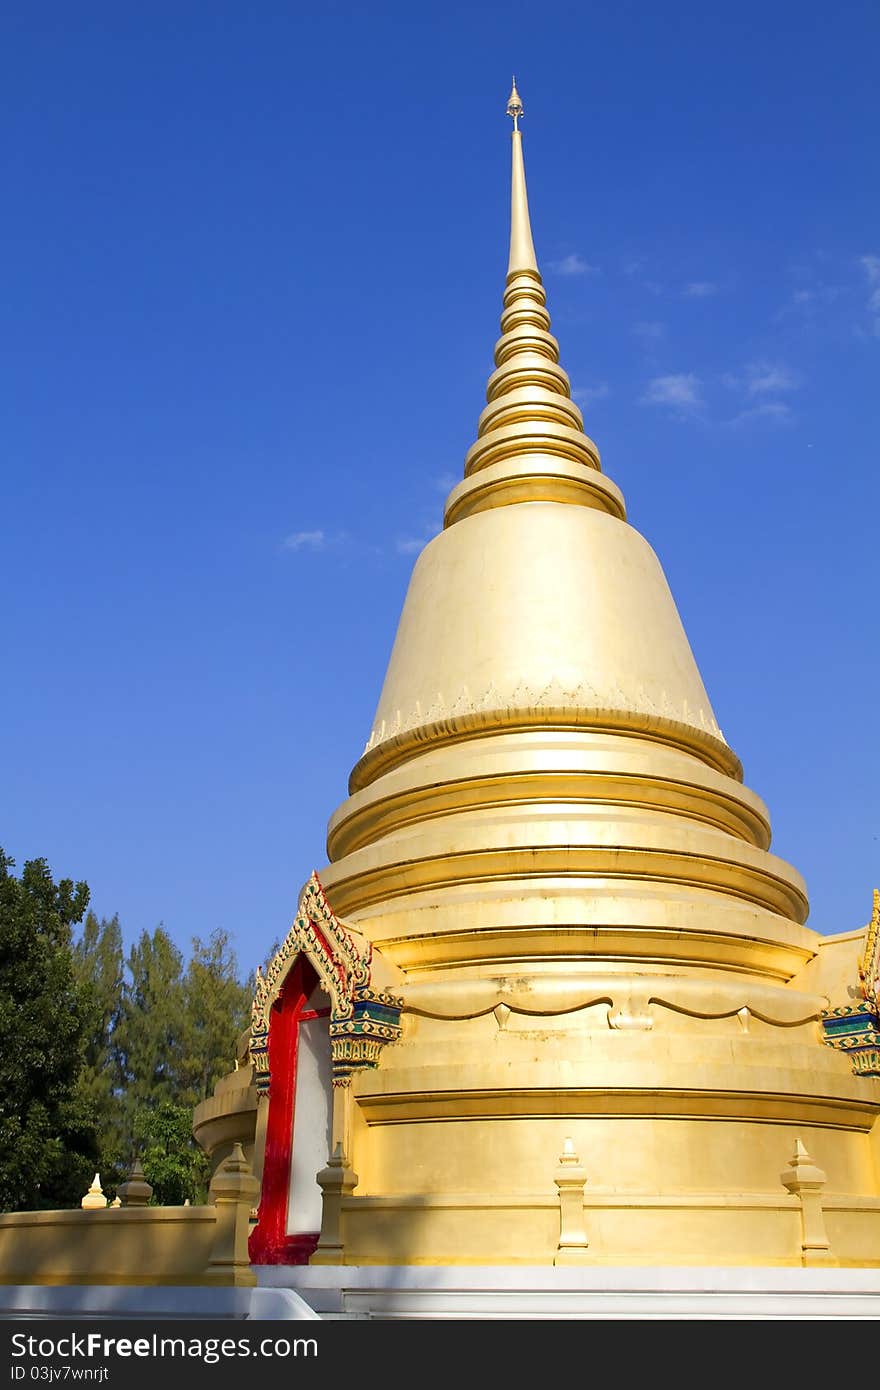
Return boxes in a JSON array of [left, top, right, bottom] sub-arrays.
[[684, 281, 718, 298], [396, 534, 435, 556], [723, 361, 802, 396], [720, 359, 802, 424], [860, 255, 880, 334], [744, 360, 802, 395], [433, 471, 459, 493], [775, 273, 840, 322], [728, 400, 793, 426], [861, 255, 880, 306], [641, 373, 703, 412], [621, 257, 663, 293], [633, 320, 664, 341], [282, 529, 326, 552], [571, 382, 610, 406], [395, 521, 439, 556], [549, 253, 599, 276]]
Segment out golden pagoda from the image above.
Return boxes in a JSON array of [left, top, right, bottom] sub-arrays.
[[196, 83, 880, 1276]]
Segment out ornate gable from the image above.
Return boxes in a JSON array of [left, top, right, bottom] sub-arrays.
[[822, 889, 880, 1078], [859, 888, 880, 1013], [249, 872, 401, 1095]]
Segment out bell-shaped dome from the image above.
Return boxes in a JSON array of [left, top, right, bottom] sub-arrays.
[[321, 102, 809, 984]]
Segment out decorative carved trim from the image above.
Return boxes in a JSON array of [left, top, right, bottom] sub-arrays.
[[362, 675, 725, 755], [405, 991, 822, 1029], [328, 986, 403, 1079], [859, 888, 880, 1013], [821, 890, 880, 1078], [351, 698, 742, 793], [249, 872, 402, 1096], [851, 1049, 880, 1077]]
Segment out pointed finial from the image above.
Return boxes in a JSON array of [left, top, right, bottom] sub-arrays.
[[781, 1137, 827, 1193], [117, 1158, 153, 1208], [506, 77, 523, 131], [506, 81, 538, 277], [559, 1137, 582, 1167], [81, 1172, 108, 1210]]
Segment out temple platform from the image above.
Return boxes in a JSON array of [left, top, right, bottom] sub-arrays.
[[259, 1264, 880, 1319]]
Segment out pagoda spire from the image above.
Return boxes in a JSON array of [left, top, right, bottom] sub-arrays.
[[506, 78, 538, 276], [442, 82, 625, 529]]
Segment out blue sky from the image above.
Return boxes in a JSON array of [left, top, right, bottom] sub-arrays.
[[1, 1, 878, 972]]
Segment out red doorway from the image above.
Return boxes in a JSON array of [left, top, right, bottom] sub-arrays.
[[248, 957, 331, 1264]]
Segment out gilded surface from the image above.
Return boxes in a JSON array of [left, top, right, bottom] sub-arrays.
[[271, 90, 880, 1267]]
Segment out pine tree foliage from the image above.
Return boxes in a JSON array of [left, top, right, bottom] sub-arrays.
[[71, 911, 126, 1180], [180, 930, 252, 1107], [115, 926, 187, 1120]]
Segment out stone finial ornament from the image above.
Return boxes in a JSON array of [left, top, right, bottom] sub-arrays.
[[117, 1159, 153, 1208], [312, 1143, 360, 1266], [554, 1138, 590, 1264], [781, 1139, 836, 1266], [81, 1173, 107, 1210], [204, 1144, 261, 1286]]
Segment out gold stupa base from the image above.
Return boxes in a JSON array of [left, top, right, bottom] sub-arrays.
[[322, 998, 880, 1268]]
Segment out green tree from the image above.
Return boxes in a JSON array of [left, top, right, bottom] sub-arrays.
[[133, 1101, 210, 1205], [0, 850, 98, 1211], [114, 926, 186, 1157], [179, 929, 252, 1107], [71, 911, 126, 1184]]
